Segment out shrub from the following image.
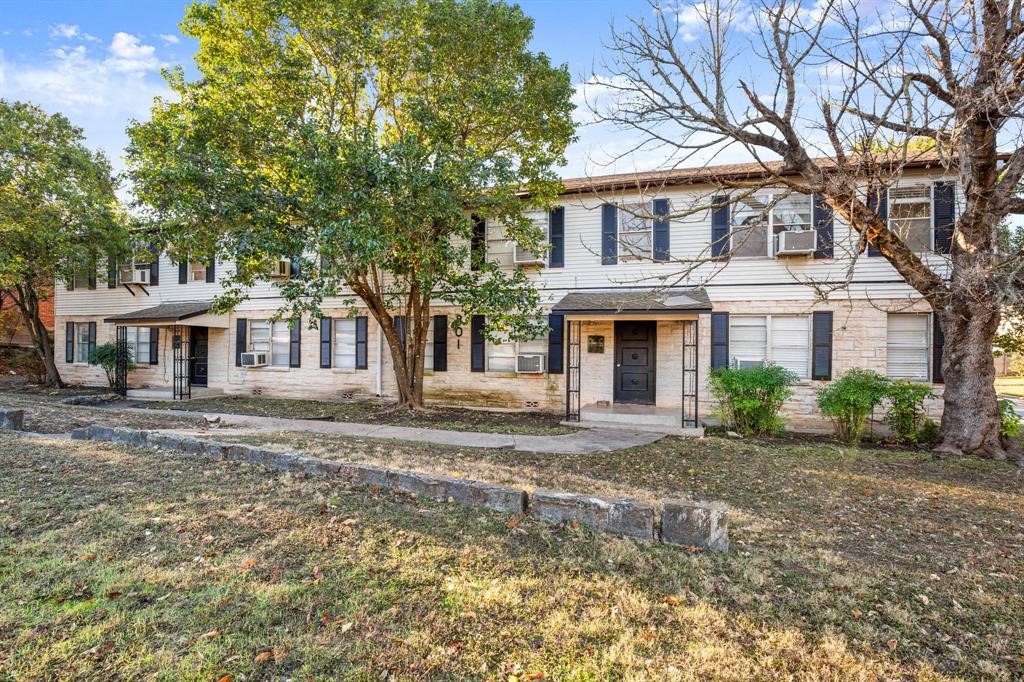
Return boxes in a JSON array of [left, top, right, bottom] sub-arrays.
[[884, 380, 936, 444], [816, 369, 890, 444], [708, 364, 796, 437], [997, 398, 1022, 439], [89, 342, 134, 388], [917, 418, 941, 444]]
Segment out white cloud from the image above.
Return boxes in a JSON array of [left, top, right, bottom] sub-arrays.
[[49, 23, 80, 40], [107, 32, 159, 72], [158, 33, 181, 45], [0, 36, 172, 176]]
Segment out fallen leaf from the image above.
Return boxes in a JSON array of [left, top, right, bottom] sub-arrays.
[[216, 675, 233, 682], [341, 518, 358, 526], [851, 609, 863, 619], [197, 629, 220, 641], [312, 565, 323, 582], [254, 650, 274, 664], [525, 673, 545, 680], [663, 595, 681, 606], [341, 621, 354, 633], [506, 515, 521, 530], [105, 590, 122, 599], [80, 553, 96, 562], [239, 558, 257, 572], [82, 641, 114, 658], [569, 519, 580, 530]]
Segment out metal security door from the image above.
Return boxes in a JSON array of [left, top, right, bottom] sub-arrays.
[[172, 328, 191, 400], [681, 319, 699, 428], [114, 326, 128, 396]]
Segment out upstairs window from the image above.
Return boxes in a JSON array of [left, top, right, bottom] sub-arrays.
[[618, 202, 653, 260], [888, 186, 933, 253], [731, 193, 813, 258], [189, 262, 208, 282]]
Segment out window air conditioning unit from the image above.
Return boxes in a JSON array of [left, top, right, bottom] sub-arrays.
[[272, 258, 292, 279], [119, 265, 150, 285], [240, 351, 269, 367], [513, 243, 545, 266], [516, 353, 546, 374], [774, 229, 817, 256]]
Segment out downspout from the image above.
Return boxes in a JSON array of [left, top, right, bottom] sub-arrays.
[[375, 320, 383, 396]]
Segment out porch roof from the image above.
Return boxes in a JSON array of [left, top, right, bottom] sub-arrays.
[[103, 301, 227, 327], [552, 289, 712, 316]]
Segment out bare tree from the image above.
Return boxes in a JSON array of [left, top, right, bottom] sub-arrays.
[[589, 0, 1024, 459]]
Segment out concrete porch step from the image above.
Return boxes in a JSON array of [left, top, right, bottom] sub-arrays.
[[579, 403, 683, 427]]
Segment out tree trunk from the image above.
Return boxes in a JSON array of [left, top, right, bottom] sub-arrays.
[[935, 303, 1006, 459], [11, 283, 63, 387]]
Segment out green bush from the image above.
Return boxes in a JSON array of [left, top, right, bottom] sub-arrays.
[[884, 380, 936, 444], [997, 398, 1022, 439], [708, 364, 796, 437], [816, 369, 890, 444], [917, 418, 940, 444], [89, 342, 134, 388]]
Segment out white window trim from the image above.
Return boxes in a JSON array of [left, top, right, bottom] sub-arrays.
[[74, 322, 92, 365], [731, 192, 814, 259], [188, 262, 208, 282], [887, 184, 935, 253], [248, 319, 290, 368], [485, 331, 548, 373], [729, 314, 812, 379], [333, 318, 357, 371]]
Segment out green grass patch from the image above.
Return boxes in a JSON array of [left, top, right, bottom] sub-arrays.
[[0, 434, 1021, 679]]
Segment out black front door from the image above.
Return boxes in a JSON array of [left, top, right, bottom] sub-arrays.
[[614, 321, 656, 404], [189, 327, 209, 387]]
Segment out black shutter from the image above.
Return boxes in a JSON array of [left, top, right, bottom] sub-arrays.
[[178, 261, 188, 284], [66, 275, 74, 291], [471, 315, 485, 372], [932, 313, 945, 384], [235, 318, 247, 366], [87, 322, 97, 362], [812, 194, 834, 259], [548, 207, 565, 268], [601, 204, 617, 265], [149, 260, 159, 285], [653, 198, 670, 261], [393, 315, 407, 350], [87, 267, 96, 290], [355, 316, 368, 369], [206, 258, 216, 283], [107, 258, 118, 288], [866, 187, 886, 257], [710, 312, 729, 369], [320, 317, 332, 368], [933, 182, 955, 254], [149, 327, 159, 365], [547, 314, 564, 374], [711, 196, 730, 258], [470, 215, 486, 271], [811, 311, 833, 380], [433, 315, 448, 372], [66, 321, 74, 362], [290, 256, 301, 279], [289, 319, 301, 368]]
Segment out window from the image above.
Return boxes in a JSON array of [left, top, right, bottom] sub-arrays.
[[250, 320, 290, 367], [513, 211, 548, 263], [729, 315, 811, 378], [486, 324, 547, 372], [731, 193, 814, 257], [887, 314, 930, 380], [76, 323, 91, 363], [333, 318, 356, 370], [124, 326, 152, 364], [888, 186, 932, 253], [424, 318, 434, 371], [189, 262, 207, 282], [485, 219, 514, 267], [72, 268, 94, 290], [618, 202, 652, 260]]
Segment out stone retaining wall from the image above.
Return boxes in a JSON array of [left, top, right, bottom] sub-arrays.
[[68, 425, 729, 551], [0, 409, 23, 431]]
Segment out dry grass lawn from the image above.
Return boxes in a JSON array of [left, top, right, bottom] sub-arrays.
[[0, 432, 1021, 680]]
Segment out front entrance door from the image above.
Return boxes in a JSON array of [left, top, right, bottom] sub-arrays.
[[189, 327, 209, 387], [614, 321, 656, 404]]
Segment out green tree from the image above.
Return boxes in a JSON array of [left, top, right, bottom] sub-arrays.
[[127, 0, 575, 409], [0, 100, 130, 387]]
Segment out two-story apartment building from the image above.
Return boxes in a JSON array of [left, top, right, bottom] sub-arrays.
[[54, 157, 953, 431]]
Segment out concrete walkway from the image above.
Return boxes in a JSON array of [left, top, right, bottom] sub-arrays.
[[115, 406, 669, 455]]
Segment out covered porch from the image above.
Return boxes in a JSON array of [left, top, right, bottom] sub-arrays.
[[553, 289, 710, 433], [103, 301, 229, 400]]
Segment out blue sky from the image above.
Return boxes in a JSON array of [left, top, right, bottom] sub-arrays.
[[0, 0, 674, 180]]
